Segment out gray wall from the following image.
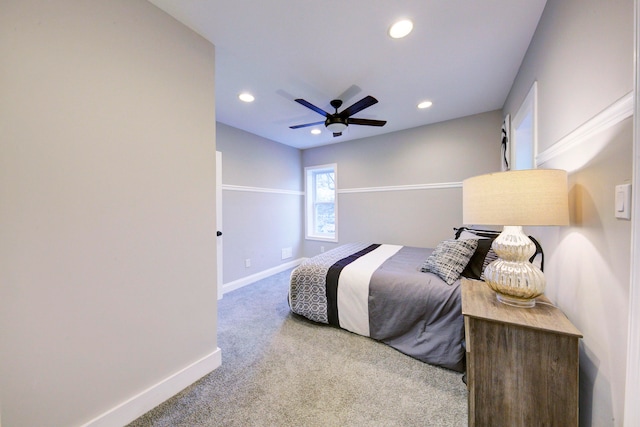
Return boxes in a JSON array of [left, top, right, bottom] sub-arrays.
[[216, 123, 303, 286], [503, 0, 634, 425], [302, 111, 502, 255], [0, 1, 218, 426]]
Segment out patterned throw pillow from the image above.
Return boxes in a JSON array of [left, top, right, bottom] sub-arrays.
[[421, 239, 478, 285]]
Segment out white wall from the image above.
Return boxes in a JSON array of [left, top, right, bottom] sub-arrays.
[[0, 1, 218, 426], [216, 123, 303, 286], [302, 110, 502, 254], [503, 0, 634, 425]]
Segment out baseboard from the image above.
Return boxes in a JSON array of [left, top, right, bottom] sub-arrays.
[[222, 258, 305, 295], [81, 348, 221, 427]]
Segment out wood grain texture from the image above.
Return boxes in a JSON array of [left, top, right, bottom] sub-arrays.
[[462, 279, 581, 426], [461, 279, 582, 337]]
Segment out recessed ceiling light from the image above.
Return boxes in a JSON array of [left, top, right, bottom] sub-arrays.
[[311, 129, 321, 135], [389, 19, 413, 39], [418, 100, 433, 109], [238, 92, 255, 103]]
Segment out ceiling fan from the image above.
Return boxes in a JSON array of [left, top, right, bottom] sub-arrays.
[[289, 95, 387, 137]]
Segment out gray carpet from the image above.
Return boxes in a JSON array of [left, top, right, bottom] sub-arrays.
[[127, 269, 467, 426]]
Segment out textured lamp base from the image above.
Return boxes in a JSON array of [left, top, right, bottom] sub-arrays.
[[483, 226, 545, 308]]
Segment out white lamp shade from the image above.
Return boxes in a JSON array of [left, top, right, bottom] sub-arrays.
[[463, 169, 570, 226]]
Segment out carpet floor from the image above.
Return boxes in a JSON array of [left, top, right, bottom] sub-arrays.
[[127, 269, 467, 426]]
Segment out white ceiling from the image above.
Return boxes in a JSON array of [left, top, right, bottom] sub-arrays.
[[148, 0, 547, 149]]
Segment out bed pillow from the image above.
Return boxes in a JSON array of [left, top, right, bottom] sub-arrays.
[[421, 239, 478, 285], [479, 247, 499, 281], [455, 227, 545, 278], [457, 230, 498, 280]]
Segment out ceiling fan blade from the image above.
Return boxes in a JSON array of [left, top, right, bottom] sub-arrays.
[[294, 99, 330, 117], [348, 118, 387, 127], [339, 95, 378, 118], [289, 120, 325, 129], [335, 85, 362, 105]]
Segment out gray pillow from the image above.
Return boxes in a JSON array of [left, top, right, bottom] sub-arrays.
[[421, 239, 478, 285]]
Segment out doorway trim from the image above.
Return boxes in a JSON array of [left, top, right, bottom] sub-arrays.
[[624, 0, 640, 424], [216, 151, 223, 300], [511, 81, 538, 170]]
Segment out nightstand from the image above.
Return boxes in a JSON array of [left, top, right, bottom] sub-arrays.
[[461, 278, 582, 426]]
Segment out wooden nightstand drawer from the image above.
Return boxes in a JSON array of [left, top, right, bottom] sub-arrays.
[[461, 278, 582, 426]]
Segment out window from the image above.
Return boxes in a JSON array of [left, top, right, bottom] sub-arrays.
[[305, 164, 337, 241]]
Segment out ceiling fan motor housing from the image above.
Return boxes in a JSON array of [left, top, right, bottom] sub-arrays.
[[330, 99, 343, 110]]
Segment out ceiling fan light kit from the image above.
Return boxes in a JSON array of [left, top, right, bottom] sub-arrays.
[[326, 120, 347, 134]]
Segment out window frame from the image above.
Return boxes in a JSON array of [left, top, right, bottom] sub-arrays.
[[304, 164, 338, 242]]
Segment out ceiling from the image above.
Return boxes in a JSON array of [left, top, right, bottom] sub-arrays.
[[148, 0, 547, 150]]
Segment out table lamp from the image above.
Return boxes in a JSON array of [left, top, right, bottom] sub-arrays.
[[462, 169, 570, 307]]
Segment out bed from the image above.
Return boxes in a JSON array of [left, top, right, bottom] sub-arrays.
[[288, 240, 480, 372]]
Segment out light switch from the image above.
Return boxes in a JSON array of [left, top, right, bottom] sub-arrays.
[[615, 183, 631, 220]]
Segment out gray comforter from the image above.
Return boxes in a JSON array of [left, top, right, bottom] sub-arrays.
[[289, 243, 465, 372]]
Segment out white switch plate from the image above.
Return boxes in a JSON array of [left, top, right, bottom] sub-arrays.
[[615, 183, 631, 220]]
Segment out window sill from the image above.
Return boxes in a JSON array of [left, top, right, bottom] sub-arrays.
[[305, 235, 338, 243]]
